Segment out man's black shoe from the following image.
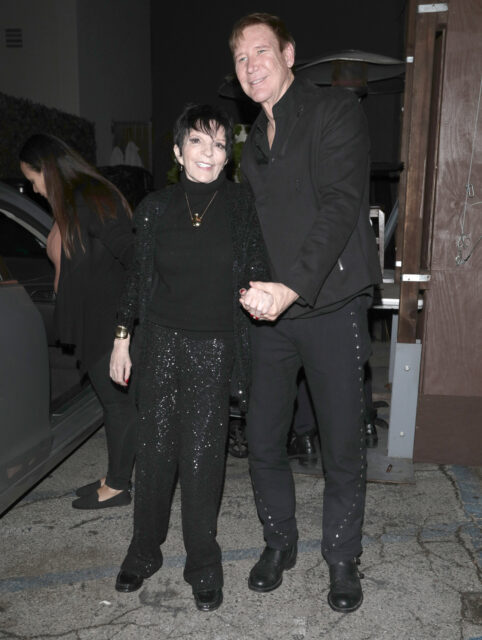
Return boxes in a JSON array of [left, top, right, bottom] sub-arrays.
[[115, 571, 144, 593], [248, 544, 297, 592], [288, 432, 317, 458], [193, 588, 223, 612], [365, 422, 378, 448], [327, 558, 364, 612]]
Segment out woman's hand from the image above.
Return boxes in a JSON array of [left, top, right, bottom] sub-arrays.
[[110, 336, 132, 386]]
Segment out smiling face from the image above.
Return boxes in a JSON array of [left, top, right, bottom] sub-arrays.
[[20, 161, 48, 198], [234, 23, 295, 117], [174, 124, 227, 183]]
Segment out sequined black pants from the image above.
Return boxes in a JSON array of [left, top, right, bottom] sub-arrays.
[[121, 323, 233, 592], [246, 296, 371, 565]]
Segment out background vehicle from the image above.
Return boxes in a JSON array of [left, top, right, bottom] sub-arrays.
[[0, 181, 103, 515]]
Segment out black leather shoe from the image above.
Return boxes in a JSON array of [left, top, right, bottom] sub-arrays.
[[115, 571, 144, 593], [193, 588, 223, 612], [288, 432, 317, 458], [248, 544, 297, 592], [72, 490, 131, 509], [365, 422, 378, 448], [328, 558, 364, 613]]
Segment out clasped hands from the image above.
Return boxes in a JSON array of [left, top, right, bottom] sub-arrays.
[[239, 281, 299, 322]]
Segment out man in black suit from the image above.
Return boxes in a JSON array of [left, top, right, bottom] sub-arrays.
[[230, 13, 381, 612]]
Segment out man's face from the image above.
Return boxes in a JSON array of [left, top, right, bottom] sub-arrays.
[[233, 24, 294, 115]]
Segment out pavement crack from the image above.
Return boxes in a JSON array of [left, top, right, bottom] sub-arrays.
[[69, 515, 104, 529], [455, 525, 482, 583]]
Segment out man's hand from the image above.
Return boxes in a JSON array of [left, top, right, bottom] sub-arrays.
[[240, 281, 299, 321], [110, 336, 132, 387]]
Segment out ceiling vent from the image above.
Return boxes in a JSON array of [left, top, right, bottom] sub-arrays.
[[5, 28, 23, 48]]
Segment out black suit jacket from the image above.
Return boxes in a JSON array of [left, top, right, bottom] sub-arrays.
[[241, 77, 382, 318]]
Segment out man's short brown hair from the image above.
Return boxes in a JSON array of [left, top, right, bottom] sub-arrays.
[[229, 13, 295, 55]]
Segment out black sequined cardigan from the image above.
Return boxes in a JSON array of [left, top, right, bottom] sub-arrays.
[[116, 179, 271, 411]]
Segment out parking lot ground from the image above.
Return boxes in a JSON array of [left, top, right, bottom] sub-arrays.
[[0, 422, 481, 640]]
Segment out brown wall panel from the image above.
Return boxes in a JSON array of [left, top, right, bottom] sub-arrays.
[[414, 395, 482, 465], [420, 270, 482, 396], [430, 0, 482, 271], [419, 0, 482, 397], [412, 0, 482, 461]]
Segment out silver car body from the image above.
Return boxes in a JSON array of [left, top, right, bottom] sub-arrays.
[[0, 181, 103, 515]]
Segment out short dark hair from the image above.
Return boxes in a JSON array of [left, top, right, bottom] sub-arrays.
[[229, 13, 295, 56], [173, 104, 234, 159]]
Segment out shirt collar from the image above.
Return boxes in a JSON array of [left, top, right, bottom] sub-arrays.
[[254, 75, 303, 134]]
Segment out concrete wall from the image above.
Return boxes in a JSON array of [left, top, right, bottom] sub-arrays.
[[0, 0, 80, 115], [77, 0, 151, 165], [0, 0, 151, 165]]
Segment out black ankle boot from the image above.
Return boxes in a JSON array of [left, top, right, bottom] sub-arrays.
[[328, 558, 364, 612], [248, 544, 297, 592]]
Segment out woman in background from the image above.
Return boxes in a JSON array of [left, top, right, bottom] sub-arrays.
[[20, 133, 137, 509]]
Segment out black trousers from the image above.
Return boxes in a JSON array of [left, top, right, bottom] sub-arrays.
[[292, 363, 376, 436], [246, 296, 371, 565], [88, 350, 137, 491], [292, 373, 317, 437], [121, 324, 233, 592]]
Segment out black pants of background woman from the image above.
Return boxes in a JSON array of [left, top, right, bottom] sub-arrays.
[[119, 323, 233, 594], [72, 350, 138, 508]]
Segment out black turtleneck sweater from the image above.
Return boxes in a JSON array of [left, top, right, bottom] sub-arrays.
[[148, 171, 233, 335]]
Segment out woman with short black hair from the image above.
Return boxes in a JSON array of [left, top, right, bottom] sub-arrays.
[[110, 103, 271, 611]]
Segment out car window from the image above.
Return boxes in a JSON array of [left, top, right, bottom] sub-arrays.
[[0, 211, 53, 287], [0, 212, 46, 257]]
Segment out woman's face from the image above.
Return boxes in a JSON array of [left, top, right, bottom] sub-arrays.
[[20, 162, 48, 198], [174, 124, 227, 183]]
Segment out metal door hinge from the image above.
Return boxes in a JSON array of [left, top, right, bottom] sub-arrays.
[[401, 274, 431, 282], [417, 3, 448, 13]]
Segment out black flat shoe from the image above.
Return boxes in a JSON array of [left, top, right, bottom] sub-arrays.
[[75, 479, 102, 496], [327, 558, 364, 613], [248, 544, 297, 592], [115, 571, 144, 593], [72, 490, 131, 510], [193, 588, 223, 612]]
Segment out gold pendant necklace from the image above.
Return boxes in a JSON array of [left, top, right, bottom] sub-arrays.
[[184, 191, 218, 228]]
